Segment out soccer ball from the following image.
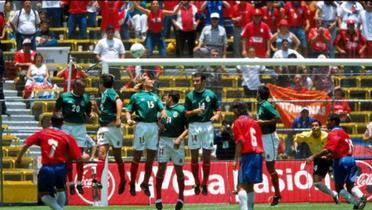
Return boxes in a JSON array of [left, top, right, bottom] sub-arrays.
[[130, 43, 145, 58]]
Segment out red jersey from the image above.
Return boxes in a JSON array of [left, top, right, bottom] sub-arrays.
[[14, 50, 36, 65], [308, 27, 331, 52], [60, 68, 87, 91], [99, 1, 124, 31], [63, 0, 89, 14], [241, 21, 271, 58], [223, 0, 236, 19], [334, 30, 367, 58], [163, 1, 178, 10], [325, 127, 353, 159], [233, 115, 264, 154], [24, 127, 82, 165], [261, 6, 281, 33], [283, 2, 308, 27], [148, 10, 164, 33], [232, 2, 254, 28]]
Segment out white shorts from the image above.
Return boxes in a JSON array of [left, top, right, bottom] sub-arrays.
[[97, 126, 123, 148], [133, 122, 159, 151], [262, 132, 279, 161], [157, 136, 185, 166], [62, 123, 87, 148], [188, 122, 214, 150]]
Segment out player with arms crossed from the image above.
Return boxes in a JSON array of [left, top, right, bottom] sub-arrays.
[[155, 91, 188, 210], [295, 120, 339, 203], [232, 101, 264, 210], [126, 74, 167, 196], [92, 74, 126, 194], [307, 115, 367, 210], [185, 72, 221, 195], [54, 79, 93, 195], [16, 113, 88, 210], [256, 85, 281, 205]]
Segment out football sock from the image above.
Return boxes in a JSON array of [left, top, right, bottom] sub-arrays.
[[191, 162, 199, 185], [41, 195, 62, 210], [96, 158, 105, 182], [238, 190, 248, 210], [66, 161, 73, 182], [143, 160, 153, 184], [177, 175, 185, 200], [56, 191, 66, 208], [130, 161, 139, 184], [77, 161, 84, 182], [202, 162, 211, 185], [155, 175, 164, 200], [270, 172, 280, 196], [351, 186, 364, 199], [117, 162, 126, 183], [339, 189, 359, 205], [247, 192, 254, 210], [314, 182, 334, 196]]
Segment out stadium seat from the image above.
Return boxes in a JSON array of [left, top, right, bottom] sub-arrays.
[[2, 157, 15, 168], [3, 146, 22, 157], [2, 134, 18, 146], [223, 87, 244, 99], [338, 76, 360, 88], [349, 112, 370, 123], [173, 75, 192, 87], [345, 88, 370, 99], [2, 169, 34, 181], [360, 76, 372, 87], [3, 181, 37, 203], [359, 101, 372, 111]]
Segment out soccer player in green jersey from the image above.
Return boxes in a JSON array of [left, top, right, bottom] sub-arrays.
[[92, 74, 126, 194], [54, 79, 93, 195], [126, 75, 167, 197], [185, 72, 221, 196], [155, 91, 188, 210], [256, 85, 282, 206]]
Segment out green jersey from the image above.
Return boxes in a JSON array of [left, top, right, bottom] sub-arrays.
[[185, 89, 220, 123], [126, 90, 164, 123], [55, 92, 91, 124], [257, 100, 280, 134], [160, 104, 187, 138], [99, 88, 120, 126]]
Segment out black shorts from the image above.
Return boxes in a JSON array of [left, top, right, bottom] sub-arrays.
[[313, 158, 333, 178]]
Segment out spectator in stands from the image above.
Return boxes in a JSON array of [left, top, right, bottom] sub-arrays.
[[214, 120, 235, 160], [288, 74, 307, 92], [241, 8, 271, 58], [308, 17, 332, 58], [41, 1, 63, 27], [56, 62, 87, 92], [23, 53, 52, 100], [35, 21, 57, 47], [362, 121, 372, 141], [64, 0, 89, 39], [128, 1, 148, 39], [14, 38, 36, 79], [11, 0, 40, 50], [359, 1, 372, 58], [0, 48, 9, 116], [332, 87, 351, 122], [222, 0, 235, 39], [134, 1, 181, 58], [161, 0, 178, 38], [119, 2, 133, 40], [304, 1, 317, 31], [173, 1, 199, 58], [194, 12, 227, 58], [200, 1, 230, 26], [94, 25, 125, 90], [338, 1, 364, 31], [3, 1, 16, 40], [231, 1, 253, 58], [261, 1, 281, 34], [272, 39, 304, 59], [283, 1, 310, 57], [236, 47, 265, 98], [269, 19, 301, 54], [315, 1, 339, 58], [86, 1, 98, 39], [99, 0, 125, 39], [312, 54, 337, 93]]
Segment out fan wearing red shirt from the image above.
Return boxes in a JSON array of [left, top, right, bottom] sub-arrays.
[[232, 101, 264, 210], [16, 113, 87, 210], [261, 1, 281, 34], [134, 1, 180, 57], [99, 0, 124, 38], [56, 63, 88, 92], [241, 9, 271, 58], [308, 18, 331, 58], [14, 39, 36, 76], [306, 115, 367, 210], [63, 0, 89, 39], [232, 1, 253, 57]]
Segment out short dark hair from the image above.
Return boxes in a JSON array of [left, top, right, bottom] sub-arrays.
[[192, 72, 206, 81], [73, 78, 86, 88], [231, 100, 248, 116], [105, 25, 115, 33], [167, 91, 180, 103], [51, 113, 64, 128], [312, 120, 322, 127], [282, 39, 289, 44], [288, 53, 298, 58], [100, 74, 114, 88], [258, 85, 270, 100], [328, 114, 341, 126]]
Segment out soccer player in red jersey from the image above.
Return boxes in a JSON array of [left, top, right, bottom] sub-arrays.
[[307, 114, 367, 210], [16, 113, 88, 210], [232, 101, 264, 210]]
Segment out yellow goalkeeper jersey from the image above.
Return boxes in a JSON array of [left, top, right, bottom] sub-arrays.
[[294, 131, 328, 154]]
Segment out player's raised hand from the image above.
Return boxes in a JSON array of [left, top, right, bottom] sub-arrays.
[[306, 156, 314, 164], [127, 119, 136, 126], [160, 109, 168, 120]]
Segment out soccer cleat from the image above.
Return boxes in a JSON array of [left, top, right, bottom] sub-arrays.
[[118, 181, 126, 194], [270, 195, 281, 206], [129, 183, 136, 196], [201, 185, 208, 196], [175, 199, 184, 210], [332, 194, 340, 204], [353, 195, 367, 210], [140, 183, 151, 197], [155, 200, 163, 210], [92, 179, 102, 189], [193, 184, 200, 195], [69, 183, 76, 195], [76, 183, 84, 194]]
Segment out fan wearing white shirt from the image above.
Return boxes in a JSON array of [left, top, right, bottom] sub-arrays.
[[359, 1, 372, 58], [272, 39, 304, 59], [237, 47, 265, 98]]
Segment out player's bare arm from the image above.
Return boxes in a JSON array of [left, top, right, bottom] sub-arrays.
[[306, 149, 332, 164], [160, 109, 168, 120], [185, 108, 204, 118], [125, 111, 135, 126], [210, 110, 222, 122], [115, 97, 123, 128], [233, 141, 242, 170], [174, 129, 188, 150], [15, 144, 31, 165]]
